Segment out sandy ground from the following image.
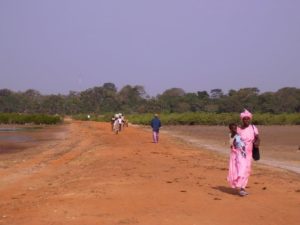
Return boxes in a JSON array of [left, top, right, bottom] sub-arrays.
[[0, 121, 300, 225]]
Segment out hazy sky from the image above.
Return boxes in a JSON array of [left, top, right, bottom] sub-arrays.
[[1, 0, 299, 96]]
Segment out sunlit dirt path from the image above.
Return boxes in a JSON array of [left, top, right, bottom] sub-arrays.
[[0, 121, 299, 225]]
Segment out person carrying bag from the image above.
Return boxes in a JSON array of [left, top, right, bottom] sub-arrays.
[[234, 109, 261, 196]]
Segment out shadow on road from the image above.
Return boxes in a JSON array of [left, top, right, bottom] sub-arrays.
[[212, 186, 238, 196]]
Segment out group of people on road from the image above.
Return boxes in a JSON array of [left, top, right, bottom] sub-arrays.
[[109, 109, 260, 197], [111, 113, 127, 134], [149, 109, 260, 197]]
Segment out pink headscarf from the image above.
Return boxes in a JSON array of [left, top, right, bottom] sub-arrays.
[[240, 109, 253, 120]]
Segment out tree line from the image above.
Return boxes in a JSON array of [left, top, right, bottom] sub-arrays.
[[0, 83, 299, 115]]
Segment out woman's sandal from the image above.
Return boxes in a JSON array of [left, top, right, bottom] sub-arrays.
[[239, 189, 249, 196]]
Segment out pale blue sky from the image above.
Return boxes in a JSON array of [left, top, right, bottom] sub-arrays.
[[0, 0, 299, 96]]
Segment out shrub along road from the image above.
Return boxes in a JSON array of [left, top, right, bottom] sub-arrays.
[[0, 121, 299, 225]]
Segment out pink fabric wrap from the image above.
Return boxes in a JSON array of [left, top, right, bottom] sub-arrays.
[[227, 146, 248, 189], [240, 109, 252, 120]]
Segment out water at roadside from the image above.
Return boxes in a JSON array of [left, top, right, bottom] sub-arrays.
[[0, 126, 43, 143], [0, 135, 33, 142], [0, 125, 66, 154]]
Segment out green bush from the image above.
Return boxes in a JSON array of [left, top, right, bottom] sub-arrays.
[[126, 112, 300, 126], [72, 112, 300, 126], [0, 113, 62, 124], [72, 113, 111, 122]]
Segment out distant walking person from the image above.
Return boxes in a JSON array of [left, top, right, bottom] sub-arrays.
[[113, 118, 120, 134], [151, 114, 161, 143], [111, 115, 116, 131]]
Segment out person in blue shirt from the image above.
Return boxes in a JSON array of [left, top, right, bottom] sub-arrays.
[[150, 114, 161, 143]]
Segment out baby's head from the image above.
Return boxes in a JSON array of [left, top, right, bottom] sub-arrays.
[[229, 123, 237, 134]]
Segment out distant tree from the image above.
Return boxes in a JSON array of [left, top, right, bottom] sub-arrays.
[[174, 101, 191, 113], [237, 88, 260, 111], [0, 89, 13, 97], [257, 92, 277, 113], [143, 98, 162, 113], [40, 95, 66, 114], [205, 104, 219, 112], [65, 91, 81, 114], [218, 96, 240, 112], [103, 82, 117, 92], [210, 89, 224, 99], [197, 91, 209, 99], [218, 89, 240, 112], [162, 88, 185, 97], [22, 89, 42, 113], [222, 88, 260, 112], [118, 85, 147, 113], [0, 89, 22, 112], [228, 89, 237, 97], [1, 85, 299, 115], [79, 88, 98, 113], [182, 93, 200, 112], [195, 91, 210, 111], [157, 88, 186, 113], [101, 83, 119, 112], [275, 87, 300, 113], [23, 89, 40, 98]]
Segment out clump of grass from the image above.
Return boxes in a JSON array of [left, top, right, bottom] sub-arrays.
[[0, 113, 62, 125], [126, 112, 300, 125], [72, 112, 300, 126]]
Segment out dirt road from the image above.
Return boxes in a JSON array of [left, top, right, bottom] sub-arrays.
[[0, 121, 299, 225]]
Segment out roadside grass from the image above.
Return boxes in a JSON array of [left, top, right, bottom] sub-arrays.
[[73, 112, 300, 125], [0, 113, 62, 124]]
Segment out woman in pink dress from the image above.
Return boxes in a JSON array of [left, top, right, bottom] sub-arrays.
[[227, 123, 248, 195], [227, 109, 260, 196]]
